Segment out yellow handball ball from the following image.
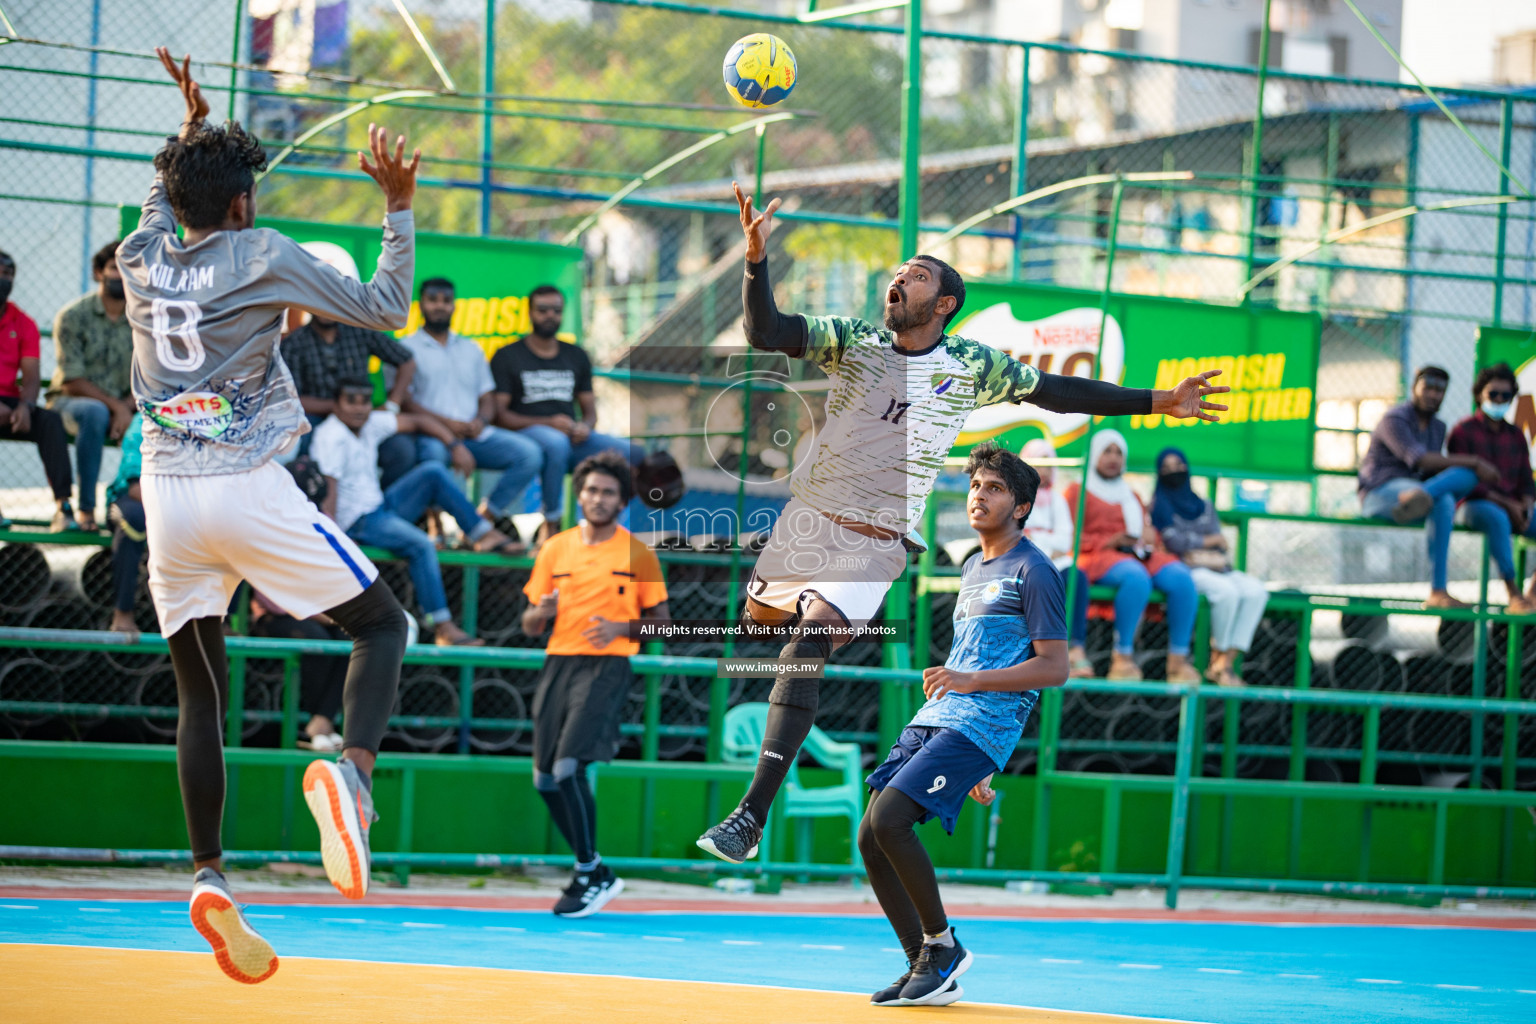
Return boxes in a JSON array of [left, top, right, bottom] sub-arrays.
[[722, 33, 797, 109]]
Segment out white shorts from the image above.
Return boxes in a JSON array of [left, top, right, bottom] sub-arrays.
[[143, 461, 378, 637], [747, 498, 908, 629]]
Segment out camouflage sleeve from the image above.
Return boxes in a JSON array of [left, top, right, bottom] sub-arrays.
[[801, 315, 866, 375], [965, 341, 1041, 407]]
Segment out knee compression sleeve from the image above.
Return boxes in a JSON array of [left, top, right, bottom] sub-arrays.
[[767, 631, 834, 709], [325, 578, 408, 754]]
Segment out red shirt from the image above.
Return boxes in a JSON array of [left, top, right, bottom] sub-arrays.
[[1447, 411, 1536, 504], [0, 302, 40, 400]]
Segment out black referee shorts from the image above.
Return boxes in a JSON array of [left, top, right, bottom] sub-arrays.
[[532, 654, 635, 775]]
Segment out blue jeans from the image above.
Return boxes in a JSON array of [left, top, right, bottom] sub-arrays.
[[1360, 467, 1477, 591], [346, 462, 491, 622], [1097, 558, 1198, 657], [1458, 498, 1536, 585], [54, 395, 109, 513], [516, 424, 640, 519], [377, 431, 420, 489], [415, 427, 540, 518]]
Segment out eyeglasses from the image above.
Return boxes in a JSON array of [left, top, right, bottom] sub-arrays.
[[1487, 389, 1515, 402]]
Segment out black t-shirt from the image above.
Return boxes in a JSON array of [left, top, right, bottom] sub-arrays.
[[490, 337, 594, 419]]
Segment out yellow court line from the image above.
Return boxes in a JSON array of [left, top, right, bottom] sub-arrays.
[[0, 943, 1191, 1024]]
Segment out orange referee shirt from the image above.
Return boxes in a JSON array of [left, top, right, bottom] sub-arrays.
[[523, 525, 668, 656]]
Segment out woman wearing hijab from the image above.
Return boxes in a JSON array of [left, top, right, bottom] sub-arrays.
[[1152, 448, 1269, 686], [1021, 439, 1092, 677], [1063, 430, 1199, 682]]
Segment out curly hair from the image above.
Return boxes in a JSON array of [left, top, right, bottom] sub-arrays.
[[965, 441, 1040, 527], [1471, 362, 1518, 402], [153, 121, 267, 229], [573, 450, 634, 505]]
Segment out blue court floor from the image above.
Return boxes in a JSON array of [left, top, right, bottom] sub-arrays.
[[2, 897, 1533, 1022]]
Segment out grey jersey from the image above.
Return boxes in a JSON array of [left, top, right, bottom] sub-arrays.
[[118, 174, 415, 476]]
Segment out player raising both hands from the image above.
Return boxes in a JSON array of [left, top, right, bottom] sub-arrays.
[[697, 183, 1229, 864], [117, 48, 421, 983]]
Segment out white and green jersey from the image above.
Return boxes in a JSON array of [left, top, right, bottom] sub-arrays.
[[793, 315, 1041, 534]]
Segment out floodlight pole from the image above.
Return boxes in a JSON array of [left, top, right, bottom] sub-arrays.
[[898, 0, 922, 259]]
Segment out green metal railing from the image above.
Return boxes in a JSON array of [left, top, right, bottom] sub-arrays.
[[3, 670, 1533, 907]]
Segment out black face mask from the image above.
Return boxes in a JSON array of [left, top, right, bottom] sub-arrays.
[[104, 278, 126, 300], [1160, 471, 1190, 491], [0, 279, 11, 307]]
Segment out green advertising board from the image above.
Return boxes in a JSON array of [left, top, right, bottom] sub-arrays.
[[1475, 324, 1536, 465], [117, 208, 584, 359], [950, 282, 1321, 475]]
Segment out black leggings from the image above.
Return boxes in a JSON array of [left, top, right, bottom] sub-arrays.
[[857, 787, 948, 963], [250, 613, 349, 723], [168, 578, 406, 862]]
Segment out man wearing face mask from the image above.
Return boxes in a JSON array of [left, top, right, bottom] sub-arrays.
[[0, 248, 77, 532], [47, 241, 137, 530], [1358, 365, 1500, 610], [491, 283, 639, 547], [1448, 363, 1536, 615]]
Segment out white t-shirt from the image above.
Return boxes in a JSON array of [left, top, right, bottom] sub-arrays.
[[309, 411, 398, 532], [402, 329, 495, 427]]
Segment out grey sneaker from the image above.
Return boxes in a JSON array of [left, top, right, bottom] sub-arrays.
[[189, 867, 279, 984], [303, 756, 376, 900], [696, 806, 762, 864]]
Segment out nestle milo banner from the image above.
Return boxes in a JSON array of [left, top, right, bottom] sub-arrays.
[[118, 209, 584, 358], [1475, 324, 1536, 462], [950, 282, 1321, 475]]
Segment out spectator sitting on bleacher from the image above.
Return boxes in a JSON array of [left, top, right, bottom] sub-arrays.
[[1447, 362, 1536, 616], [491, 284, 639, 548], [1152, 447, 1268, 687], [248, 588, 350, 751], [381, 277, 541, 533], [0, 247, 78, 532], [106, 412, 145, 636], [46, 241, 135, 531], [310, 375, 523, 647], [1358, 364, 1500, 610], [1021, 438, 1091, 678], [1064, 429, 1199, 683]]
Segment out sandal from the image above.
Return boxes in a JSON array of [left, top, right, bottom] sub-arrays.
[[1068, 656, 1095, 679]]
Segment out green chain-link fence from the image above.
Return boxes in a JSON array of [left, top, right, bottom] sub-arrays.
[[2, 1, 1535, 789]]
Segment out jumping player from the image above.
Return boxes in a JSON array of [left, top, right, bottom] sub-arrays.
[[118, 49, 420, 982], [697, 183, 1228, 863], [521, 451, 671, 917], [862, 442, 1067, 1007]]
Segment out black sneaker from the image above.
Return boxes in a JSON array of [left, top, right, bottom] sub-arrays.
[[899, 931, 973, 1005], [696, 806, 762, 864], [552, 863, 624, 918], [870, 961, 914, 1006]]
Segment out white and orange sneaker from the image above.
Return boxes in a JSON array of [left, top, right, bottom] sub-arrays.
[[189, 867, 278, 984], [303, 757, 376, 900]]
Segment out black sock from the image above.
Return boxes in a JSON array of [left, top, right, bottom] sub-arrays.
[[740, 702, 816, 823]]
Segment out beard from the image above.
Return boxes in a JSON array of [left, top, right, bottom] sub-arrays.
[[423, 313, 453, 332], [531, 319, 559, 339], [582, 505, 618, 528], [882, 292, 938, 332]]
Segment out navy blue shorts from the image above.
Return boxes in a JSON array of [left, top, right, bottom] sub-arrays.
[[865, 726, 998, 835]]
